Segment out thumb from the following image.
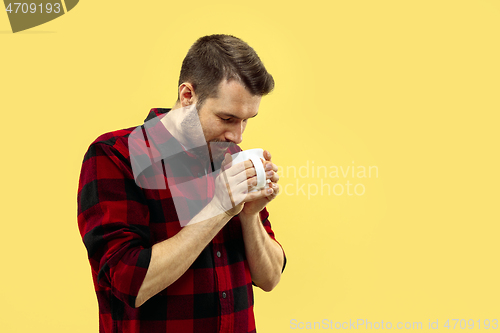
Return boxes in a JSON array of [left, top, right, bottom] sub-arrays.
[[222, 153, 232, 170]]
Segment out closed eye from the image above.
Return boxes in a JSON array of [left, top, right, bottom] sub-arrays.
[[219, 116, 249, 123]]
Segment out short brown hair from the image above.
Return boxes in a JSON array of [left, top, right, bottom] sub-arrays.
[[177, 34, 275, 109]]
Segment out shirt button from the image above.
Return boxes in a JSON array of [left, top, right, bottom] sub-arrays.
[[222, 292, 227, 299], [216, 251, 221, 258]]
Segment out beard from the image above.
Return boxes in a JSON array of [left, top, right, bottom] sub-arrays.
[[208, 140, 236, 166], [178, 105, 236, 169], [179, 106, 206, 148], [184, 140, 235, 170]]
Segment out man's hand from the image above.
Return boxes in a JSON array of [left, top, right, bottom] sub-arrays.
[[210, 153, 276, 217], [240, 150, 280, 217]]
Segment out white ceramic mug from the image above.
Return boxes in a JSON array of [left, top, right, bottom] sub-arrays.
[[230, 148, 268, 192]]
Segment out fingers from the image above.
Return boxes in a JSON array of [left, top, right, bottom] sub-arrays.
[[223, 159, 252, 177], [264, 150, 272, 161], [270, 182, 280, 196], [221, 153, 233, 171], [221, 152, 280, 200], [239, 163, 278, 188], [226, 155, 277, 179], [226, 179, 273, 206], [230, 161, 279, 187], [227, 161, 257, 186], [263, 161, 277, 171], [215, 152, 281, 215], [243, 185, 274, 202], [223, 171, 236, 209], [245, 182, 282, 203], [266, 168, 279, 183], [259, 183, 279, 201], [262, 150, 278, 172], [263, 162, 279, 183], [263, 153, 278, 181]]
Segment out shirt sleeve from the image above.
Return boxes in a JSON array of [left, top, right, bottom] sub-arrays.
[[259, 207, 287, 273], [77, 141, 152, 308]]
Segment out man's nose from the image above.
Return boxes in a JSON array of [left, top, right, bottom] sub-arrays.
[[225, 123, 244, 144]]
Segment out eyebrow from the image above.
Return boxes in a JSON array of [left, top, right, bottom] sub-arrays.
[[218, 112, 258, 120]]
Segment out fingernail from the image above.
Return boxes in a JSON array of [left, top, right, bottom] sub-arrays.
[[266, 171, 273, 177], [267, 188, 273, 194], [265, 164, 272, 171]]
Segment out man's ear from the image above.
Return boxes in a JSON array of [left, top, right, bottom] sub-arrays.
[[178, 83, 197, 107]]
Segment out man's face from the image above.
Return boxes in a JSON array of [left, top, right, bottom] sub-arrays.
[[197, 79, 261, 161]]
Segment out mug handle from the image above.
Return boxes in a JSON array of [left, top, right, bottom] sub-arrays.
[[249, 156, 266, 190]]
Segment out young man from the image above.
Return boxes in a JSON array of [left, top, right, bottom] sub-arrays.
[[77, 34, 286, 333]]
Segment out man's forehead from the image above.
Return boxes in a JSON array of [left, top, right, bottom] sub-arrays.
[[202, 79, 262, 118]]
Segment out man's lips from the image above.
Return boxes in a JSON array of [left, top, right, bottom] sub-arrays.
[[209, 141, 233, 149]]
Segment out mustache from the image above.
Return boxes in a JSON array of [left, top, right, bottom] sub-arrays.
[[208, 140, 236, 149]]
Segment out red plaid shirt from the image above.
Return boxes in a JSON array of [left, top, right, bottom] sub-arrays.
[[77, 108, 286, 333]]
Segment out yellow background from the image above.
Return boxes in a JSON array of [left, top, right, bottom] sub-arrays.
[[1, 1, 499, 332]]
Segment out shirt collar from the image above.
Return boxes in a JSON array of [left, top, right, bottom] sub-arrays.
[[144, 108, 170, 122], [143, 108, 200, 163]]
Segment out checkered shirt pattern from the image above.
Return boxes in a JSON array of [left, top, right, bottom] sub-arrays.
[[77, 108, 286, 333]]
